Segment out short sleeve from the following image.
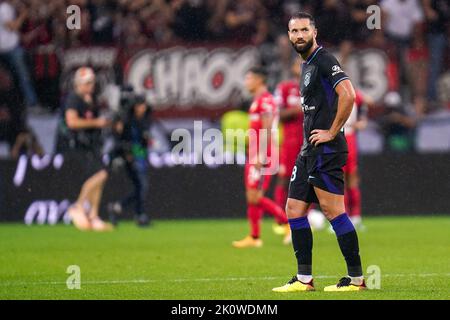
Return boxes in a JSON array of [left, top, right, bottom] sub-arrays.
[[318, 52, 349, 89], [65, 93, 81, 113]]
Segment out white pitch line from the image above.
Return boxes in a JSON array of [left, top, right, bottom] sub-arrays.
[[1, 273, 449, 287]]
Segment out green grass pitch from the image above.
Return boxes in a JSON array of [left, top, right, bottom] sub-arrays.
[[0, 216, 449, 300]]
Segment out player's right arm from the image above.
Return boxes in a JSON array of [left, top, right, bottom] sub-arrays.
[[65, 109, 108, 130]]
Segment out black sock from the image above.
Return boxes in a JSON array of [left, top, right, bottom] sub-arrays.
[[289, 217, 313, 276], [331, 213, 363, 277], [337, 231, 362, 277]]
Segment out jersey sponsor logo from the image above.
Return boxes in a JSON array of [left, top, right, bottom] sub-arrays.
[[331, 65, 344, 76], [302, 105, 316, 112], [300, 96, 315, 112], [300, 97, 316, 113]]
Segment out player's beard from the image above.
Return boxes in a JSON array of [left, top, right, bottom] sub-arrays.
[[291, 38, 313, 54]]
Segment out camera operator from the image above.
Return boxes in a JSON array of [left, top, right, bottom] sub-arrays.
[[108, 94, 152, 227], [57, 66, 113, 231]]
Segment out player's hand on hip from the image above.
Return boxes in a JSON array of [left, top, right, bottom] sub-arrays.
[[309, 129, 334, 146]]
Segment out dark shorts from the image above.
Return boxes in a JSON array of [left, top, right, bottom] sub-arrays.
[[63, 149, 110, 178], [288, 153, 347, 204], [84, 152, 110, 177]]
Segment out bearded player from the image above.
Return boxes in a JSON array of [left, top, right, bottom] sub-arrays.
[[272, 58, 304, 235], [273, 12, 366, 292], [232, 66, 290, 248]]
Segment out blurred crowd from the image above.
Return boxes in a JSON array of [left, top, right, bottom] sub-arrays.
[[0, 0, 449, 156], [0, 0, 446, 49]]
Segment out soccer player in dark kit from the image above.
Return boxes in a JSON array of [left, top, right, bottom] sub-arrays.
[[272, 12, 366, 292]]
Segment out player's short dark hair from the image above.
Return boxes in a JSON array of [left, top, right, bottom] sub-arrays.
[[289, 12, 315, 28], [247, 66, 268, 82]]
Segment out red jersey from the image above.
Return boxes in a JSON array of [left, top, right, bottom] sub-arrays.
[[274, 80, 303, 144], [248, 91, 278, 163]]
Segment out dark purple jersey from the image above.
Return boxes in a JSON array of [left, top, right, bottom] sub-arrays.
[[299, 46, 349, 156]]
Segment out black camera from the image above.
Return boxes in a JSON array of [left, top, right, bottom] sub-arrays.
[[109, 86, 151, 161], [115, 86, 147, 122]]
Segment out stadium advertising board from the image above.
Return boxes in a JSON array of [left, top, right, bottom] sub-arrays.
[[0, 153, 449, 224]]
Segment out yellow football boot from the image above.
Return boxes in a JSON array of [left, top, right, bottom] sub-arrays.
[[272, 223, 287, 235], [272, 276, 315, 292], [324, 277, 367, 292], [232, 236, 263, 248]]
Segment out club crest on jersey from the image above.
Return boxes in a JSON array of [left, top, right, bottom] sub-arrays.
[[304, 72, 311, 87]]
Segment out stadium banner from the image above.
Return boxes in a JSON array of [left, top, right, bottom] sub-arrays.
[[122, 45, 259, 118], [0, 153, 449, 224], [123, 46, 390, 118], [57, 45, 390, 119], [60, 46, 119, 96]]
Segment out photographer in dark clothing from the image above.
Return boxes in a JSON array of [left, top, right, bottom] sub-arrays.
[[108, 94, 152, 227]]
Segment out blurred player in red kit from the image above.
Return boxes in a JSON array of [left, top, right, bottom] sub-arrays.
[[232, 66, 290, 248], [272, 58, 304, 234], [343, 90, 373, 230]]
